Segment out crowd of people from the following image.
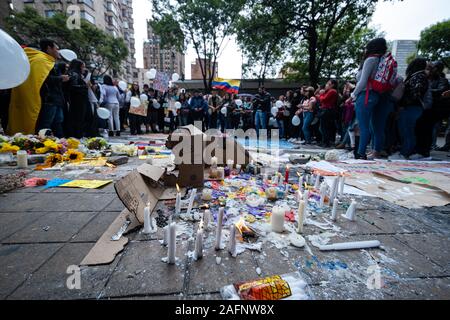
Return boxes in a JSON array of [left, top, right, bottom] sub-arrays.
[[0, 38, 449, 161]]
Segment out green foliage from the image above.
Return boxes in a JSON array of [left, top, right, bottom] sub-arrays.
[[4, 7, 128, 76], [237, 0, 380, 85], [418, 19, 450, 66], [151, 0, 246, 91]]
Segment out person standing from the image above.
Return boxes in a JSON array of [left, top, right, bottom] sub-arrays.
[[253, 87, 271, 136], [101, 75, 121, 137], [8, 39, 60, 135], [178, 92, 190, 126], [126, 83, 142, 135], [300, 87, 317, 144], [190, 91, 208, 131], [208, 90, 222, 129], [389, 58, 431, 160], [66, 59, 91, 138], [351, 38, 390, 159], [317, 79, 338, 147]]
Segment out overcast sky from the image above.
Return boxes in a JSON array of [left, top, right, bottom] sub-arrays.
[[132, 0, 450, 79]]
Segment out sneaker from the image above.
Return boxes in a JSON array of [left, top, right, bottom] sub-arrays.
[[115, 131, 121, 137], [388, 152, 406, 161], [408, 154, 432, 161]]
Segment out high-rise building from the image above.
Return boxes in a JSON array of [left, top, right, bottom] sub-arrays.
[[10, 0, 137, 82], [191, 58, 218, 80], [0, 1, 12, 29], [392, 40, 418, 77], [143, 21, 185, 78]]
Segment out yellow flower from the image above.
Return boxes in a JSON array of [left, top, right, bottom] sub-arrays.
[[35, 147, 48, 154], [64, 149, 84, 162], [45, 153, 63, 167], [43, 140, 58, 151], [0, 143, 20, 154], [67, 138, 80, 150]]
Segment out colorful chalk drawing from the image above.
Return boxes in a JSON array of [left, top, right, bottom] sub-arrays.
[[400, 177, 431, 185]]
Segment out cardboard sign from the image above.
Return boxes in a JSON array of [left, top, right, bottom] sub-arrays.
[[129, 105, 147, 117], [153, 71, 170, 92]]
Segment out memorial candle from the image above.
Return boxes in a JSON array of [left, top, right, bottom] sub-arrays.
[[314, 174, 321, 190], [330, 177, 339, 204], [194, 221, 204, 260], [162, 225, 169, 246], [297, 200, 305, 234], [285, 165, 290, 183], [338, 174, 345, 195], [344, 200, 357, 221], [271, 206, 285, 233], [186, 188, 197, 215], [175, 184, 181, 215], [331, 198, 339, 221], [319, 182, 327, 208], [143, 202, 152, 234], [167, 222, 176, 264], [228, 224, 237, 257], [215, 207, 224, 250]]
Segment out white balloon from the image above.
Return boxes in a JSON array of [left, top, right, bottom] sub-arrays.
[[118, 81, 127, 91], [235, 99, 243, 107], [175, 101, 182, 109], [276, 100, 283, 108], [292, 115, 301, 126], [269, 117, 277, 127], [171, 73, 180, 82], [130, 97, 141, 108], [153, 99, 161, 109], [140, 94, 148, 102], [97, 107, 111, 120], [59, 49, 77, 62], [0, 29, 30, 90], [271, 106, 278, 117], [221, 106, 227, 115], [146, 68, 157, 79]]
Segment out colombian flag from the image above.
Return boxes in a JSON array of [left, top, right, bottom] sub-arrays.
[[212, 78, 241, 94]]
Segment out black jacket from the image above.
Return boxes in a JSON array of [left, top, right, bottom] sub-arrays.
[[40, 64, 66, 107], [253, 92, 271, 112]]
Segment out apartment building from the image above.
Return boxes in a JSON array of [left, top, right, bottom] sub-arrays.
[[10, 0, 137, 82], [191, 58, 218, 80], [392, 40, 419, 77], [143, 22, 185, 78]]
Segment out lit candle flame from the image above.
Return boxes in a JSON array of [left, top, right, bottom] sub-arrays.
[[176, 183, 180, 193], [296, 172, 301, 177]]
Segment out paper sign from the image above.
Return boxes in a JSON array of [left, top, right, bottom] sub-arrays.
[[44, 178, 73, 189], [60, 180, 112, 189], [153, 71, 170, 92], [129, 105, 148, 117]]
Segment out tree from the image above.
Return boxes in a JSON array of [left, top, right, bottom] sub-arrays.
[[418, 19, 450, 66], [150, 0, 246, 92], [284, 26, 383, 82], [238, 0, 382, 85], [235, 5, 288, 85], [4, 7, 128, 76]]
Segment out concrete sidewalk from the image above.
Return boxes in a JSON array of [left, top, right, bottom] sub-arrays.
[[0, 134, 449, 300]]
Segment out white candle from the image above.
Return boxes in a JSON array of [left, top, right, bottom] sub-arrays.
[[297, 200, 305, 234], [186, 188, 197, 215], [271, 206, 285, 233], [319, 182, 327, 208], [319, 240, 380, 251], [194, 223, 203, 260], [331, 198, 339, 221], [211, 156, 218, 168], [175, 184, 181, 215], [297, 190, 302, 202], [143, 203, 152, 234], [344, 200, 357, 221], [303, 190, 309, 206], [217, 167, 225, 180], [271, 173, 278, 185], [330, 177, 339, 204], [236, 164, 241, 174], [17, 150, 28, 168], [203, 209, 211, 229], [228, 224, 237, 257], [338, 175, 345, 195], [167, 222, 176, 264], [162, 225, 169, 246], [215, 207, 224, 250], [314, 174, 321, 190], [201, 188, 212, 201]]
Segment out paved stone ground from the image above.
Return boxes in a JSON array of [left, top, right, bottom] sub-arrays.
[[0, 133, 449, 300]]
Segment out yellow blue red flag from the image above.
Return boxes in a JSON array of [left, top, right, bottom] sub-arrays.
[[212, 78, 240, 94]]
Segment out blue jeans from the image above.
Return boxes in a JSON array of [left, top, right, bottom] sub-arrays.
[[302, 112, 314, 143], [398, 106, 423, 157], [370, 94, 394, 152], [355, 91, 380, 155], [37, 103, 64, 137], [255, 110, 267, 134], [276, 118, 284, 138]]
